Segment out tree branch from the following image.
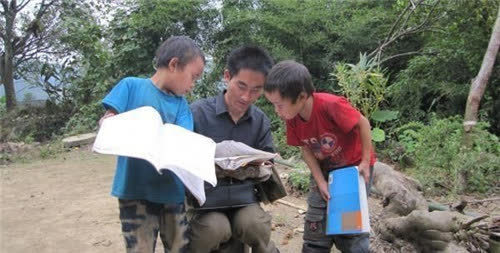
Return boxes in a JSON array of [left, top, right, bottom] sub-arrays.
[[369, 0, 441, 63], [369, 0, 425, 60], [379, 51, 424, 64], [0, 27, 5, 40], [16, 0, 31, 12], [1, 0, 8, 12], [15, 0, 57, 54]]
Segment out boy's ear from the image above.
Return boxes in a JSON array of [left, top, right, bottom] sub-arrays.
[[168, 57, 180, 72], [298, 92, 308, 103], [223, 69, 232, 82]]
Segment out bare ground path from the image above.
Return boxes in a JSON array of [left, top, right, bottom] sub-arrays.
[[0, 149, 309, 253]]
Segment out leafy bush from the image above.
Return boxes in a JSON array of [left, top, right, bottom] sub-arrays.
[[388, 1, 500, 132], [255, 97, 300, 159], [63, 102, 102, 136], [332, 53, 388, 118], [0, 96, 5, 116], [0, 102, 73, 143], [288, 162, 311, 194], [39, 142, 63, 159], [332, 53, 399, 143], [395, 116, 499, 194]]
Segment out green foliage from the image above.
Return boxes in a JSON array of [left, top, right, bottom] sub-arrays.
[[389, 0, 500, 132], [39, 142, 63, 159], [210, 0, 397, 90], [0, 96, 6, 116], [371, 128, 386, 143], [63, 102, 102, 135], [332, 53, 388, 118], [371, 110, 399, 123], [396, 116, 499, 194], [0, 103, 72, 143], [288, 162, 311, 194], [255, 97, 299, 158], [332, 53, 396, 142], [108, 0, 218, 77], [272, 122, 300, 159]]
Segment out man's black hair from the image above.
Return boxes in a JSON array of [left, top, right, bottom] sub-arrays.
[[226, 46, 274, 77]]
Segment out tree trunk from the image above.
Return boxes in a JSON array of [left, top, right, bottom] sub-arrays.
[[461, 5, 500, 190], [463, 5, 500, 135], [1, 0, 19, 111], [1, 51, 17, 111]]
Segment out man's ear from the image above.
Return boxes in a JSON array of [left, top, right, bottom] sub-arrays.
[[168, 57, 179, 72], [223, 69, 232, 82]]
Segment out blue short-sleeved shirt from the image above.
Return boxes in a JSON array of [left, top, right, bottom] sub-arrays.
[[102, 77, 193, 204]]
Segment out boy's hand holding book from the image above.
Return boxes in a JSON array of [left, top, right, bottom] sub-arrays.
[[358, 160, 370, 183]]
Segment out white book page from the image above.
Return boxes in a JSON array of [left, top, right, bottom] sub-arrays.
[[158, 123, 217, 205], [358, 174, 371, 233], [93, 106, 217, 206], [93, 106, 162, 168], [214, 140, 277, 170]]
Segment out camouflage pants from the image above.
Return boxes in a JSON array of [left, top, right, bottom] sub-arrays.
[[302, 168, 373, 253], [118, 199, 189, 253]]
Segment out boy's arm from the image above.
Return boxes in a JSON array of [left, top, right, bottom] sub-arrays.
[[98, 109, 117, 127], [301, 146, 330, 201], [356, 115, 372, 183]]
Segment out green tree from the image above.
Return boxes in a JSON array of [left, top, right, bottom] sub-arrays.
[[389, 0, 500, 131], [1, 0, 61, 111], [108, 0, 218, 78], [211, 0, 397, 90]]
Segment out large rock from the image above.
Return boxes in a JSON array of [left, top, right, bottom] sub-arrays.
[[62, 133, 97, 148]]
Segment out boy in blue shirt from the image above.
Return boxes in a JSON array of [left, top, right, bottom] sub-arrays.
[[99, 36, 205, 253]]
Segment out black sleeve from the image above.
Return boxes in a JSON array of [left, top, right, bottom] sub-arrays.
[[257, 115, 275, 153]]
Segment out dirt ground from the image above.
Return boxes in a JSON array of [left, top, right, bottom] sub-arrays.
[[0, 149, 313, 253], [4, 148, 496, 252]]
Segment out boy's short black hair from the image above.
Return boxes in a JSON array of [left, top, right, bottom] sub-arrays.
[[155, 36, 205, 69], [264, 60, 315, 103], [226, 46, 274, 77]]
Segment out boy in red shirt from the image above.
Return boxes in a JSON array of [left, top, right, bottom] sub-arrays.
[[264, 60, 375, 253]]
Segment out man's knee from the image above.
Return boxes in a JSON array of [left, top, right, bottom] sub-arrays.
[[233, 204, 272, 239], [189, 212, 232, 252]]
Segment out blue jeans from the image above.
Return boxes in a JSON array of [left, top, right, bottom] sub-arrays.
[[118, 199, 189, 253], [302, 168, 372, 253]]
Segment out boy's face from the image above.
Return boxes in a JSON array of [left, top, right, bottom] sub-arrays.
[[224, 68, 266, 116], [265, 90, 305, 120], [170, 56, 205, 95]]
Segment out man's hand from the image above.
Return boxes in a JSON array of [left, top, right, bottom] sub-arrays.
[[358, 160, 370, 183], [317, 180, 330, 201]]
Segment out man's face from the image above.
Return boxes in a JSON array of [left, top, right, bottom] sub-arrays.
[[264, 90, 304, 120], [171, 56, 205, 95], [224, 69, 266, 116]]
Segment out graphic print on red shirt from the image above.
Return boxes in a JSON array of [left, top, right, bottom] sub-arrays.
[[286, 93, 376, 170]]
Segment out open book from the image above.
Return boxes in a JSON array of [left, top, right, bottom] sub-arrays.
[[92, 106, 217, 206], [214, 140, 278, 170], [326, 166, 370, 235]]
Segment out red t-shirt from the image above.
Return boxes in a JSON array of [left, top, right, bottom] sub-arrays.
[[286, 93, 376, 170]]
